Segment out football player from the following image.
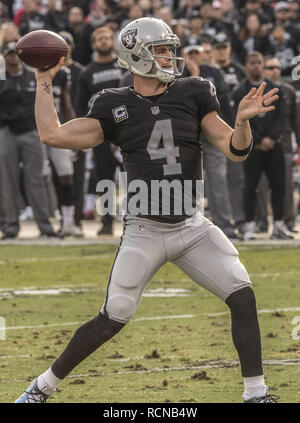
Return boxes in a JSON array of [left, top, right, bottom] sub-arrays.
[[15, 18, 279, 403]]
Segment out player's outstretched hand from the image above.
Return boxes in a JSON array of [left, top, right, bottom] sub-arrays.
[[34, 56, 65, 82], [237, 82, 279, 121]]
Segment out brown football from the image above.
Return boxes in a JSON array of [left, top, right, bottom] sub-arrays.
[[16, 30, 69, 70]]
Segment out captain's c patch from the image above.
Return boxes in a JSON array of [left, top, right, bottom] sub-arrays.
[[112, 105, 128, 123]]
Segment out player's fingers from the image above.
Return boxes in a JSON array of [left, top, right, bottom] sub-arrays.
[[261, 105, 276, 113], [255, 81, 266, 97], [262, 95, 279, 106], [58, 55, 66, 67], [262, 87, 279, 100], [244, 87, 257, 99]]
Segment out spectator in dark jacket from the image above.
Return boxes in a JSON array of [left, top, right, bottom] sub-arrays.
[[232, 51, 290, 240]]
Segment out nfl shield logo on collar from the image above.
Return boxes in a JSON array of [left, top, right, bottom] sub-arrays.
[[151, 106, 160, 115]]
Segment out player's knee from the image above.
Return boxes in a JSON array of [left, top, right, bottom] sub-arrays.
[[225, 286, 257, 315], [94, 312, 125, 342], [105, 294, 137, 323], [71, 312, 125, 350]]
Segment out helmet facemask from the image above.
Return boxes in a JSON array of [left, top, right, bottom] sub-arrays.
[[140, 41, 185, 83]]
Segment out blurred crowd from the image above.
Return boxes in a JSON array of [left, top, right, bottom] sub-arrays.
[[0, 0, 300, 240]]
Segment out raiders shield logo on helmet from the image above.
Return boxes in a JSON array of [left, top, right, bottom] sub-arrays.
[[121, 29, 138, 50]]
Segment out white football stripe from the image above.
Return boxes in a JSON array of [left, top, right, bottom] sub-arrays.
[[1, 358, 300, 384], [0, 254, 111, 265], [0, 286, 192, 299], [5, 306, 300, 330]]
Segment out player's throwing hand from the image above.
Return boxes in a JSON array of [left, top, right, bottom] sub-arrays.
[[34, 56, 66, 82]]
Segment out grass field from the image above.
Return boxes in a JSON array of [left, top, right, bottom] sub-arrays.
[[0, 243, 300, 403]]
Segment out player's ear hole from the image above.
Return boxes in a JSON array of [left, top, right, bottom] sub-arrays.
[[131, 54, 140, 62]]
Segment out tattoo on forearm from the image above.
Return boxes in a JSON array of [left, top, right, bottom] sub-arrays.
[[235, 121, 243, 129], [42, 82, 50, 94]]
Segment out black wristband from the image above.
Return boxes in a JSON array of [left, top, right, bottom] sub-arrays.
[[229, 133, 253, 156]]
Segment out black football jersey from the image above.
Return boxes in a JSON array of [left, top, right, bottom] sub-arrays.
[[86, 77, 220, 223]]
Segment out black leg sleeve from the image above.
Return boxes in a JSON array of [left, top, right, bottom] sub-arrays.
[[225, 287, 263, 377], [51, 312, 125, 379]]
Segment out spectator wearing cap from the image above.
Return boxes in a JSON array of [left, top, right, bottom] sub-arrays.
[[212, 32, 247, 231], [182, 44, 241, 239], [268, 23, 298, 77], [76, 0, 108, 65], [212, 32, 246, 92], [0, 41, 57, 239], [235, 13, 273, 64], [232, 51, 290, 240], [263, 55, 300, 231]]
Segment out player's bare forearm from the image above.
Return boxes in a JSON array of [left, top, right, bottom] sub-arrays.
[[202, 82, 279, 161], [201, 112, 247, 162], [230, 116, 252, 159], [34, 58, 103, 150], [35, 76, 61, 145], [35, 77, 103, 149]]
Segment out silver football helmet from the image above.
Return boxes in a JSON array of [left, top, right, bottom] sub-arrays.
[[116, 17, 185, 83]]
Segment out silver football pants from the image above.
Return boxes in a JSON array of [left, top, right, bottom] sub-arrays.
[[101, 214, 251, 323]]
